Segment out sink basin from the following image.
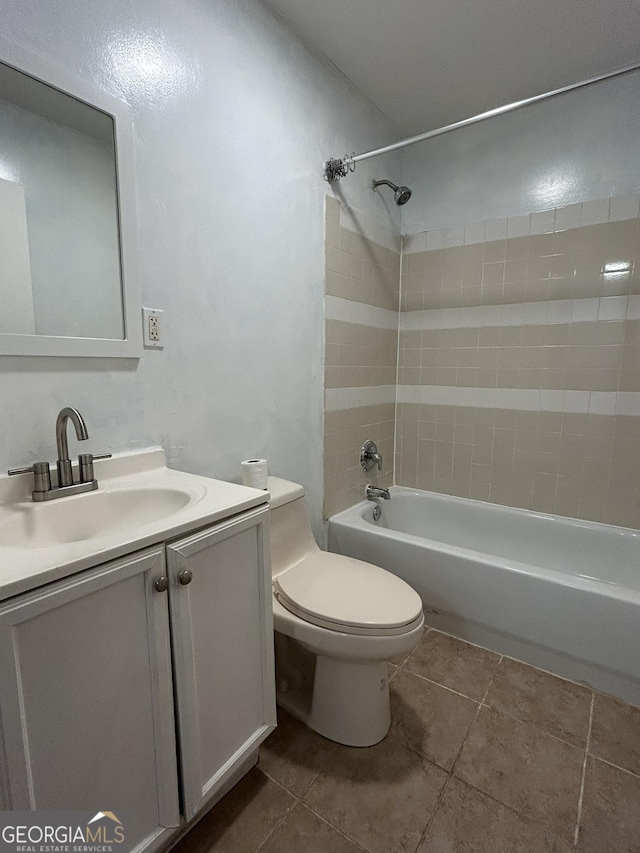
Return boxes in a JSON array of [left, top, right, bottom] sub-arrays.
[[0, 487, 192, 549], [0, 448, 270, 602]]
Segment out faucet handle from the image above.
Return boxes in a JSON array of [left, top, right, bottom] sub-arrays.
[[360, 439, 383, 472], [78, 452, 112, 483], [8, 461, 52, 494], [8, 465, 36, 475]]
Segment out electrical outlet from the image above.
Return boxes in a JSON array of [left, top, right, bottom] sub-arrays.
[[142, 308, 164, 348]]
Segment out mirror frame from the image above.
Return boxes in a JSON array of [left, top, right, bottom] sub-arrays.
[[0, 35, 142, 358]]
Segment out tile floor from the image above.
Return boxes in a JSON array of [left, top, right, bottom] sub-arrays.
[[172, 627, 640, 853]]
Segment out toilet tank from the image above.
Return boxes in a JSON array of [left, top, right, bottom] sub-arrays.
[[267, 477, 319, 577]]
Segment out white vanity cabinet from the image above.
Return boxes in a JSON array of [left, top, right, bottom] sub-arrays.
[[167, 506, 276, 818], [0, 546, 180, 851], [0, 503, 276, 851]]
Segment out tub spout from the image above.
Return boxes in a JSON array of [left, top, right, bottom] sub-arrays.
[[365, 484, 391, 501]]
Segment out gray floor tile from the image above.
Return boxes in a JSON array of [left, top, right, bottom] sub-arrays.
[[486, 657, 592, 746], [454, 706, 584, 840]]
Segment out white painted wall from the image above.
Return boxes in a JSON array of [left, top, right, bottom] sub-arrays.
[[0, 0, 399, 538], [401, 69, 640, 234]]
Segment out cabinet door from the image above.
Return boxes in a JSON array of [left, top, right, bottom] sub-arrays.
[[167, 506, 276, 818], [0, 547, 180, 853]]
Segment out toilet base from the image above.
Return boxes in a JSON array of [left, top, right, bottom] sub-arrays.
[[275, 633, 391, 746]]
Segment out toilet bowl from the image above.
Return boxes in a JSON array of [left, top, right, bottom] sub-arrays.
[[268, 477, 424, 746]]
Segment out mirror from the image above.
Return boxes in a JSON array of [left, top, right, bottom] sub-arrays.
[[0, 37, 141, 357]]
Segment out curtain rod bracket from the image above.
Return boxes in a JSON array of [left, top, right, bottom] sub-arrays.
[[324, 154, 355, 183]]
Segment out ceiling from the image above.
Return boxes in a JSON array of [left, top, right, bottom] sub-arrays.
[[262, 0, 640, 138]]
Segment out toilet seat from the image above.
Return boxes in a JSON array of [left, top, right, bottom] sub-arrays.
[[273, 552, 423, 636]]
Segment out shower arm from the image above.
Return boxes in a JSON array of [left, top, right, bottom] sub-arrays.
[[323, 60, 640, 182]]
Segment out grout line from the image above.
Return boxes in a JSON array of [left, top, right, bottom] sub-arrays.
[[588, 753, 640, 779], [254, 770, 300, 853], [392, 238, 404, 488], [259, 746, 325, 803], [426, 625, 602, 696], [417, 652, 505, 850], [402, 667, 483, 704], [423, 624, 505, 656], [573, 693, 595, 846], [259, 752, 368, 851], [479, 665, 596, 753], [300, 799, 370, 852], [257, 768, 370, 853], [479, 655, 504, 706], [479, 704, 593, 752], [416, 692, 487, 849]]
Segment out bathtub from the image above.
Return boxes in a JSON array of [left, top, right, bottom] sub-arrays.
[[328, 487, 640, 705]]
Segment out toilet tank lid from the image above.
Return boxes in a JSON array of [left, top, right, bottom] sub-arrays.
[[267, 477, 305, 509]]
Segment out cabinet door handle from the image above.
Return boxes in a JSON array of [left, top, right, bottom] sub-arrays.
[[155, 576, 169, 593], [179, 570, 193, 586]]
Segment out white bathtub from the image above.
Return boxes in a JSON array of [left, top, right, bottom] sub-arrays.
[[328, 487, 640, 705]]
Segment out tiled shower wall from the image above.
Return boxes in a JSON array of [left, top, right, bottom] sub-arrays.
[[323, 197, 400, 518], [396, 197, 640, 528]]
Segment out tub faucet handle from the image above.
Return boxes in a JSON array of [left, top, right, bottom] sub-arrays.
[[361, 439, 383, 472]]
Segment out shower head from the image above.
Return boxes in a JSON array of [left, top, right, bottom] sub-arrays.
[[372, 179, 412, 205]]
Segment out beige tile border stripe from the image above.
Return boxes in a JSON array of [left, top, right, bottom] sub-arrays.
[[401, 295, 640, 331], [325, 295, 398, 329], [397, 385, 640, 416], [329, 294, 640, 332], [325, 384, 640, 415], [325, 385, 396, 412]]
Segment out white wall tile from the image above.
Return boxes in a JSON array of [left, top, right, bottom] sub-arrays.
[[500, 303, 525, 325], [340, 204, 400, 252], [626, 295, 640, 320], [588, 392, 617, 415], [426, 229, 446, 251], [464, 220, 486, 245], [598, 296, 628, 321], [616, 392, 640, 416], [325, 296, 398, 329], [581, 198, 610, 227], [554, 202, 582, 231], [325, 388, 338, 411], [609, 194, 640, 222], [547, 300, 573, 324], [571, 298, 599, 323], [485, 217, 507, 241], [562, 391, 591, 413], [444, 224, 465, 248], [513, 389, 542, 411], [522, 301, 548, 325], [530, 209, 555, 235], [395, 385, 640, 416], [402, 232, 427, 254], [507, 214, 530, 238]]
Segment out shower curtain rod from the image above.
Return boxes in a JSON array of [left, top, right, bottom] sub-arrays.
[[323, 61, 640, 183]]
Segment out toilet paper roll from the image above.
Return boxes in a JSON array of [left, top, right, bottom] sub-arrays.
[[241, 459, 268, 490]]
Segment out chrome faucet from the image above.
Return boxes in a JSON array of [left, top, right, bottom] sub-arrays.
[[56, 407, 89, 487], [8, 407, 111, 501], [365, 484, 391, 501], [360, 439, 383, 472]]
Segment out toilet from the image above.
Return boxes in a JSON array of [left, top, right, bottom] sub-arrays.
[[268, 477, 424, 747]]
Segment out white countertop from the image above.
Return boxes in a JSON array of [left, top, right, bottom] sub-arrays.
[[0, 448, 270, 602]]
